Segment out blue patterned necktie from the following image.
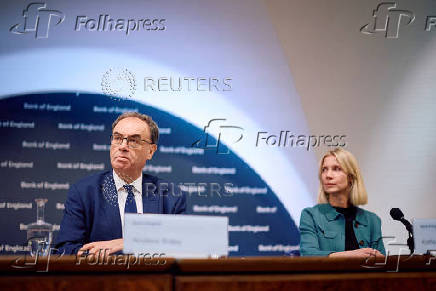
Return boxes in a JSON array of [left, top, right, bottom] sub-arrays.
[[123, 184, 137, 214]]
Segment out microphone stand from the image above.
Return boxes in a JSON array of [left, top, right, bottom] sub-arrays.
[[390, 209, 415, 255], [403, 219, 414, 255]]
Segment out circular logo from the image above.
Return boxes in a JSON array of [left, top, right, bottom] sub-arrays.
[[101, 68, 136, 99]]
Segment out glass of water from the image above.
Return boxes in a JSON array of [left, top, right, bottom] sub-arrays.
[[26, 198, 54, 256]]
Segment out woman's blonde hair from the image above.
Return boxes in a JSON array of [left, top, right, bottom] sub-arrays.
[[317, 148, 368, 206]]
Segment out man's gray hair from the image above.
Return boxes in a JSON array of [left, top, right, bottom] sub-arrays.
[[112, 112, 159, 144]]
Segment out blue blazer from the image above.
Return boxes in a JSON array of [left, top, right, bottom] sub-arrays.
[[54, 170, 186, 254], [299, 203, 385, 256]]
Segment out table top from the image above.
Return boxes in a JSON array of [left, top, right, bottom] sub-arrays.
[[0, 254, 435, 274]]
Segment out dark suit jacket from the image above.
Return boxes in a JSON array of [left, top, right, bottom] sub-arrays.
[[54, 170, 186, 254]]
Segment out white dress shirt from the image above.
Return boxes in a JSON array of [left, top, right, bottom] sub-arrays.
[[112, 170, 143, 231]]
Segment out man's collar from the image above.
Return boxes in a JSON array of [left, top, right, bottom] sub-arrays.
[[112, 170, 142, 193]]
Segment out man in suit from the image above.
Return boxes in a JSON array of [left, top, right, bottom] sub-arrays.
[[55, 112, 186, 255]]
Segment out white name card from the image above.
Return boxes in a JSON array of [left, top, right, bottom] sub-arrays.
[[413, 218, 436, 254], [123, 214, 228, 258]]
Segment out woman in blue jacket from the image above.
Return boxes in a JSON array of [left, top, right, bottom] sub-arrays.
[[299, 148, 385, 257]]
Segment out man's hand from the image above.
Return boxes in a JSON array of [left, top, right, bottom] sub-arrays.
[[78, 238, 123, 255], [329, 248, 384, 258]]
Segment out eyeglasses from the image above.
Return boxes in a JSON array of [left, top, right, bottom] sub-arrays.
[[110, 134, 153, 149]]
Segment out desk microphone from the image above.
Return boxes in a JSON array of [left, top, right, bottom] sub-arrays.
[[390, 208, 413, 233], [390, 208, 414, 254]]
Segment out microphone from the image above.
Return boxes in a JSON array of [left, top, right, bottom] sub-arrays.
[[389, 208, 404, 220], [390, 208, 414, 253], [390, 208, 413, 233]]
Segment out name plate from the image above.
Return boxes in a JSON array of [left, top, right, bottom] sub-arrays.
[[123, 214, 228, 258], [413, 218, 436, 254]]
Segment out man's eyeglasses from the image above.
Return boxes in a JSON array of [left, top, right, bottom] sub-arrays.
[[110, 134, 153, 149]]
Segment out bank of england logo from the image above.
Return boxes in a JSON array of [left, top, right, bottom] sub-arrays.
[[101, 68, 137, 99], [360, 2, 414, 38], [192, 119, 243, 154], [10, 3, 65, 39]]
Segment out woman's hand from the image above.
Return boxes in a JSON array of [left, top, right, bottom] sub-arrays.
[[328, 248, 384, 258]]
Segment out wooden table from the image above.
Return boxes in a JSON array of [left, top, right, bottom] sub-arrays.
[[1, 254, 435, 290]]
